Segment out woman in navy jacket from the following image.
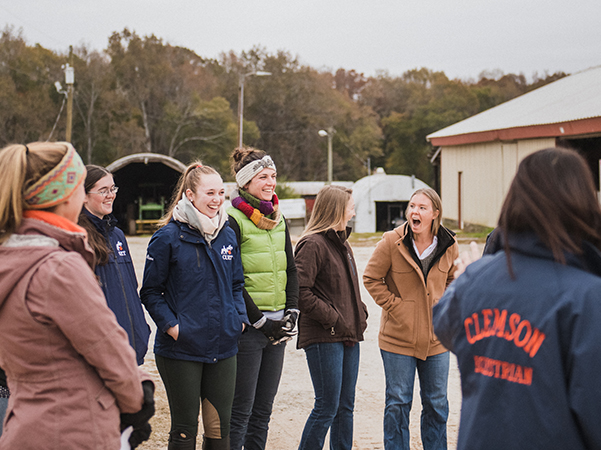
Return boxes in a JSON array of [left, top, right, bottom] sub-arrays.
[[433, 147, 601, 450], [141, 162, 247, 450], [79, 165, 150, 365]]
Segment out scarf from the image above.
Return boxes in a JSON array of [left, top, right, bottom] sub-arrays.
[[231, 189, 281, 230], [172, 195, 227, 244]]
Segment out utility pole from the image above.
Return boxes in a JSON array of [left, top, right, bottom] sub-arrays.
[[65, 46, 74, 143], [318, 127, 336, 184]]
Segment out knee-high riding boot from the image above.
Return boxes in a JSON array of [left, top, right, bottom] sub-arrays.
[[168, 430, 196, 450], [202, 435, 230, 450]]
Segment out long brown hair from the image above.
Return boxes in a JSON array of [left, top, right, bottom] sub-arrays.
[[302, 185, 353, 237], [78, 165, 112, 265], [158, 161, 220, 228], [499, 147, 601, 267], [0, 142, 71, 244]]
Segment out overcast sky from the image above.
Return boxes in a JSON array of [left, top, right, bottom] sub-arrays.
[[1, 0, 600, 81]]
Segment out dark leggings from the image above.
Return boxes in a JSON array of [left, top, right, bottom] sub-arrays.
[[156, 354, 237, 439]]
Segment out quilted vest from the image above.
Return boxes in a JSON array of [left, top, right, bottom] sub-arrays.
[[227, 207, 288, 311]]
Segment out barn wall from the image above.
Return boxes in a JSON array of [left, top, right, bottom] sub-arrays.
[[441, 138, 555, 227]]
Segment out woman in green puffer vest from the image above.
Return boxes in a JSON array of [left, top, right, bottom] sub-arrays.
[[227, 147, 299, 450]]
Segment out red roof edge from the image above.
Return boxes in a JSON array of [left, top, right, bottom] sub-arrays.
[[428, 116, 601, 146]]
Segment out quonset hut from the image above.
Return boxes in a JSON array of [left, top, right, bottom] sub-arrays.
[[107, 153, 186, 235], [352, 169, 430, 233]]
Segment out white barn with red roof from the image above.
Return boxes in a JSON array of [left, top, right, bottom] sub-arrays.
[[427, 66, 601, 228]]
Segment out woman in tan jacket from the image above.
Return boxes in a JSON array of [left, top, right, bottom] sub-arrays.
[[363, 188, 458, 450]]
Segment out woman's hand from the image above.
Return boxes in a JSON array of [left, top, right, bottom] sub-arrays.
[[454, 241, 481, 277], [166, 325, 179, 341]]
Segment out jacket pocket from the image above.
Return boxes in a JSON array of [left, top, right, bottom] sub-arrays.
[[96, 386, 116, 410], [383, 297, 417, 346]]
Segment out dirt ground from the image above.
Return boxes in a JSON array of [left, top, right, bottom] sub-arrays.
[[129, 235, 483, 450]]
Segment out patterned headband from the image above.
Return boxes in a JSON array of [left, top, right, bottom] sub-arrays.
[[24, 144, 86, 209], [235, 155, 277, 188]]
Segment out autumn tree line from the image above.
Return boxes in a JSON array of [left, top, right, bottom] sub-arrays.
[[0, 26, 566, 186]]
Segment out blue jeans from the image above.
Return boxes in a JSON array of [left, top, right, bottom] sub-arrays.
[[230, 327, 286, 450], [0, 396, 8, 436], [298, 342, 360, 450], [380, 350, 449, 450]]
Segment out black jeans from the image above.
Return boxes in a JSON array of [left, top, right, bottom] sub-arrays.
[[156, 354, 237, 440], [229, 327, 286, 450]]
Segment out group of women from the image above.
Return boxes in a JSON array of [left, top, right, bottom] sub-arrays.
[[1, 141, 598, 450]]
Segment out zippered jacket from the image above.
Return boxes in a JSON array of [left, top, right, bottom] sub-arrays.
[[363, 222, 458, 360], [83, 208, 150, 365], [294, 228, 368, 349], [0, 217, 144, 449], [140, 219, 247, 363], [433, 232, 601, 450]]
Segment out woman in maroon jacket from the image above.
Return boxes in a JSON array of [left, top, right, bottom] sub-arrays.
[[294, 185, 368, 450]]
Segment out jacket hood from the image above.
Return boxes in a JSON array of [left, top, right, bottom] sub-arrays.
[[0, 218, 94, 307], [507, 232, 601, 277]]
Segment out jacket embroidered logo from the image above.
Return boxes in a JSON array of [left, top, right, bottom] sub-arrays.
[[221, 244, 233, 260], [115, 240, 126, 256]]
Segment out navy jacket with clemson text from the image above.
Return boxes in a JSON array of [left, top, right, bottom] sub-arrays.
[[140, 219, 247, 363], [433, 232, 601, 450], [84, 208, 150, 365]]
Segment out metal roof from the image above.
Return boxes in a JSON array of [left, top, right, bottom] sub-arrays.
[[427, 65, 601, 142]]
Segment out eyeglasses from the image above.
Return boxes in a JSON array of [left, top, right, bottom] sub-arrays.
[[88, 186, 119, 197]]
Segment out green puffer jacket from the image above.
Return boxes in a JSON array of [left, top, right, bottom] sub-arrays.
[[227, 207, 288, 311]]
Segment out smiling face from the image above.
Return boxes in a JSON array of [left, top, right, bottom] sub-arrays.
[[246, 168, 277, 201], [84, 174, 116, 219], [407, 193, 439, 238], [186, 173, 225, 218]]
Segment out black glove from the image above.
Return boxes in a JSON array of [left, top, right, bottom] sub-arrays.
[[121, 380, 155, 431], [282, 309, 299, 333], [128, 422, 152, 449], [257, 318, 289, 342]]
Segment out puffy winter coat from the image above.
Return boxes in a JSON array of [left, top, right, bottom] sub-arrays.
[[83, 209, 150, 365], [363, 222, 458, 360], [0, 215, 144, 449], [294, 228, 368, 348], [140, 219, 247, 363], [227, 207, 288, 311], [433, 233, 601, 450]]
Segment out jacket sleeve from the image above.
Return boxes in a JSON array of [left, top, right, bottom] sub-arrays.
[[284, 222, 299, 311], [294, 237, 339, 329], [228, 215, 264, 325], [27, 253, 143, 414], [139, 229, 178, 333], [432, 281, 461, 353], [566, 289, 601, 448], [363, 232, 399, 312], [446, 242, 460, 288], [231, 239, 249, 324]]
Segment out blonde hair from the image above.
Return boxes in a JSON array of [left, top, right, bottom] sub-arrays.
[[0, 142, 71, 244], [407, 188, 443, 236], [302, 185, 353, 237], [158, 161, 220, 228]]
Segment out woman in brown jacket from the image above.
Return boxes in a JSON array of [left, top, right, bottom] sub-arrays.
[[363, 188, 458, 450], [0, 142, 152, 449], [294, 185, 368, 450]]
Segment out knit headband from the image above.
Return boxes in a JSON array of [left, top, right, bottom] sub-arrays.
[[235, 155, 276, 188], [24, 144, 86, 209]]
